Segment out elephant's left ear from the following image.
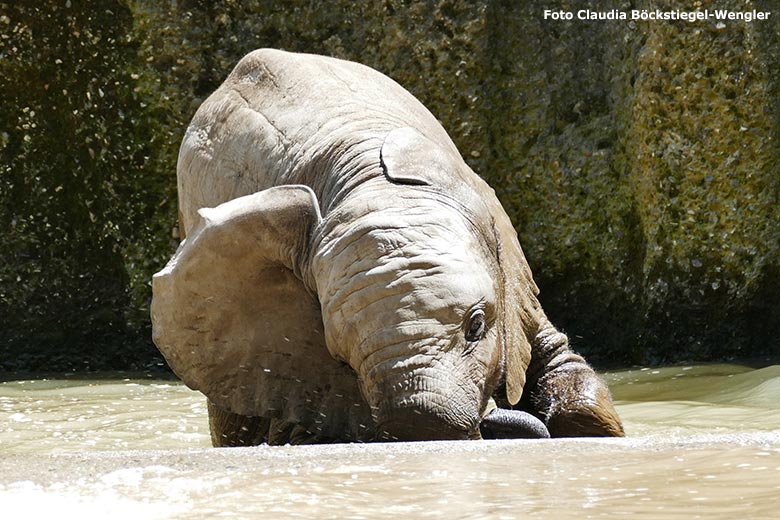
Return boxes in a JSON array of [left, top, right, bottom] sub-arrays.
[[151, 185, 372, 440], [490, 199, 544, 406]]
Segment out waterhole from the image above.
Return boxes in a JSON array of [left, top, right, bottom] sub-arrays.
[[1, 364, 779, 518]]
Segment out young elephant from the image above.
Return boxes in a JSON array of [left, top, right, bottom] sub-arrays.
[[151, 49, 624, 445]]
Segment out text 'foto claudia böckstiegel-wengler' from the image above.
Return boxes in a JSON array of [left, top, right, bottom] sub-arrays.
[[543, 9, 771, 22]]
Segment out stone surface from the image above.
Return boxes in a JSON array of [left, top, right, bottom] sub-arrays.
[[1, 0, 778, 369]]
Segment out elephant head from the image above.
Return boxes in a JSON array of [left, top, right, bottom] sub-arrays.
[[303, 127, 547, 440]]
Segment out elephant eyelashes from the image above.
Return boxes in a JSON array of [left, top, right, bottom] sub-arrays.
[[465, 309, 487, 343]]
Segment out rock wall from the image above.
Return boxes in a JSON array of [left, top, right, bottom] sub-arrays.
[[486, 0, 780, 363], [1, 0, 778, 369]]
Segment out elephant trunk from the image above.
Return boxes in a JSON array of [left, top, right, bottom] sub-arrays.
[[479, 407, 550, 439], [340, 311, 485, 441], [367, 360, 483, 441]]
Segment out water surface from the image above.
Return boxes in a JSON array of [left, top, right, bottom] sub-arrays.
[[1, 364, 779, 518]]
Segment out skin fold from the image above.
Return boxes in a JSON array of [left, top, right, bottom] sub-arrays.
[[151, 49, 624, 445]]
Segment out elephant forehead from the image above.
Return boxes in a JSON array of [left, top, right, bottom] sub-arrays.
[[327, 247, 496, 331], [314, 198, 500, 333], [389, 257, 492, 306], [370, 221, 478, 252], [333, 218, 492, 274], [317, 190, 493, 257]]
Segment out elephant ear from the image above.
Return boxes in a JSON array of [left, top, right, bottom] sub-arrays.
[[151, 185, 373, 441], [489, 195, 544, 406], [380, 127, 458, 186]]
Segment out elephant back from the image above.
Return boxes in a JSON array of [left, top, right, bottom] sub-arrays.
[[176, 48, 461, 235]]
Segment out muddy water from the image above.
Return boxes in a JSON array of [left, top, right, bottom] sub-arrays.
[[1, 364, 779, 518]]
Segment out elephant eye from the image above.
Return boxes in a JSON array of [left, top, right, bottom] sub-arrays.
[[465, 309, 486, 343]]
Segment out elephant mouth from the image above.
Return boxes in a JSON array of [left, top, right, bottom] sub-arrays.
[[374, 410, 481, 442], [478, 408, 551, 439]]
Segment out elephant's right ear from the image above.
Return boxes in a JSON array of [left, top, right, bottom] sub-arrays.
[[151, 185, 372, 440], [380, 127, 447, 186]]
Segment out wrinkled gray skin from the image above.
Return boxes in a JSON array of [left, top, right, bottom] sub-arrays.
[[151, 49, 624, 445]]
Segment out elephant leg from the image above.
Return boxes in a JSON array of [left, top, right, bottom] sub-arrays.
[[207, 400, 271, 447], [520, 322, 624, 437], [208, 401, 340, 447]]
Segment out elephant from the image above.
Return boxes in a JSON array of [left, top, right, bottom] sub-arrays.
[[151, 48, 624, 445]]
